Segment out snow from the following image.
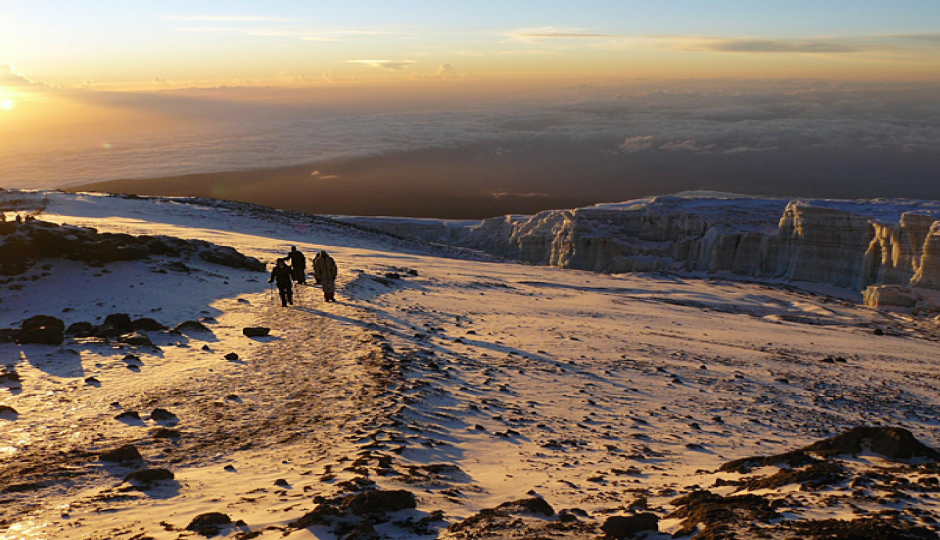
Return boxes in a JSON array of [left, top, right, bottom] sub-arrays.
[[2, 191, 940, 539]]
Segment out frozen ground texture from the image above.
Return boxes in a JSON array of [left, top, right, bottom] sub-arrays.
[[1, 191, 940, 539], [339, 191, 940, 314]]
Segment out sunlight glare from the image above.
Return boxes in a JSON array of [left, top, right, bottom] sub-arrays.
[[0, 98, 14, 111]]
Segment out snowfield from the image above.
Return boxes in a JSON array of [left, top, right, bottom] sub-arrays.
[[2, 192, 940, 539]]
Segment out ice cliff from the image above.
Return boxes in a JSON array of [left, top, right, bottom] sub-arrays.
[[339, 193, 940, 313]]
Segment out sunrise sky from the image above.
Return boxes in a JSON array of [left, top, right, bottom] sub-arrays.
[[2, 1, 939, 211]]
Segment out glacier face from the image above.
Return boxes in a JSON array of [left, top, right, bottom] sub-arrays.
[[338, 193, 940, 311]]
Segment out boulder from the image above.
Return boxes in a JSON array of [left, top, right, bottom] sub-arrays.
[[150, 408, 178, 422], [341, 490, 417, 515], [0, 405, 18, 417], [124, 468, 174, 484], [494, 497, 555, 517], [103, 313, 134, 333], [224, 352, 239, 361], [99, 444, 143, 463], [242, 327, 270, 338], [803, 426, 940, 461], [132, 318, 166, 332], [17, 315, 65, 345], [186, 512, 232, 536], [119, 332, 153, 347], [66, 321, 95, 337], [601, 514, 660, 539], [22, 315, 65, 333], [173, 321, 212, 334]]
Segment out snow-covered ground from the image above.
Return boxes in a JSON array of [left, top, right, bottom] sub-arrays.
[[2, 192, 940, 539]]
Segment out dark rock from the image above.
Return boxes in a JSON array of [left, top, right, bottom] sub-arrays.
[[720, 450, 818, 474], [17, 315, 65, 345], [152, 427, 181, 439], [22, 314, 65, 333], [100, 444, 143, 462], [342, 490, 417, 515], [0, 366, 21, 383], [274, 478, 290, 487], [104, 313, 134, 333], [91, 323, 123, 339], [115, 411, 142, 422], [601, 513, 659, 538], [125, 468, 174, 484], [787, 516, 938, 539], [173, 321, 212, 334], [224, 352, 239, 361], [804, 426, 940, 461], [186, 512, 232, 536], [84, 376, 100, 385], [667, 491, 780, 539], [132, 318, 166, 332], [494, 497, 555, 517], [0, 405, 18, 417], [742, 461, 847, 491], [341, 521, 379, 540], [151, 408, 178, 422], [119, 332, 153, 347], [384, 272, 401, 280], [66, 321, 95, 337], [873, 328, 885, 336], [242, 327, 270, 338]]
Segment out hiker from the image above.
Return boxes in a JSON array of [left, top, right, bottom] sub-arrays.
[[312, 252, 322, 284], [268, 258, 294, 307], [287, 246, 307, 284], [313, 251, 338, 302]]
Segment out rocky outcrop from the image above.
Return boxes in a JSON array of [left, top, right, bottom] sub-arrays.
[[0, 219, 264, 276], [340, 195, 940, 310]]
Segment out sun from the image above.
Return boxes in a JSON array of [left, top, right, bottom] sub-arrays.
[[0, 98, 14, 111]]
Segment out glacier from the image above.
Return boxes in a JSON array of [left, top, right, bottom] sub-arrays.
[[337, 192, 940, 312]]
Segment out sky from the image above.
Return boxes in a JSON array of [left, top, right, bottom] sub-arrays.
[[1, 1, 939, 213]]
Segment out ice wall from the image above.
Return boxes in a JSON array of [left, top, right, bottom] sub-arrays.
[[340, 194, 940, 310]]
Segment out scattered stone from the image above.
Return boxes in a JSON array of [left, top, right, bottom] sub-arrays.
[[224, 352, 239, 361], [0, 405, 18, 417], [242, 327, 270, 338], [186, 512, 232, 537], [173, 321, 212, 334], [115, 411, 142, 422], [125, 468, 174, 484], [342, 490, 417, 515], [17, 315, 65, 345], [100, 444, 143, 463], [104, 313, 134, 333], [119, 331, 153, 347], [150, 408, 178, 422], [152, 427, 181, 439], [0, 366, 21, 383], [65, 321, 95, 337], [132, 317, 166, 331], [601, 513, 659, 539], [274, 478, 290, 487], [84, 376, 100, 385]]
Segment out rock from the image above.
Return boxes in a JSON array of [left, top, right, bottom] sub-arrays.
[[115, 411, 141, 422], [150, 408, 178, 422], [0, 367, 21, 383], [601, 514, 660, 538], [84, 376, 100, 385], [0, 405, 18, 417], [103, 313, 134, 333], [494, 497, 555, 517], [124, 468, 174, 484], [342, 521, 379, 540], [224, 352, 239, 361], [119, 332, 153, 347], [152, 427, 181, 439], [65, 321, 94, 337], [99, 444, 143, 462], [186, 512, 232, 536], [274, 478, 290, 487], [342, 490, 417, 515], [132, 318, 166, 331], [863, 285, 922, 311], [803, 426, 940, 461], [17, 315, 65, 345], [173, 321, 212, 334], [91, 323, 123, 339], [242, 327, 270, 338]]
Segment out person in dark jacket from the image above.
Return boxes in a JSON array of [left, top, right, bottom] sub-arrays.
[[287, 246, 306, 284], [313, 251, 338, 302], [268, 258, 294, 307]]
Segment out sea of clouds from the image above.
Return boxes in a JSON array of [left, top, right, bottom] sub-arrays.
[[3, 79, 939, 200]]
